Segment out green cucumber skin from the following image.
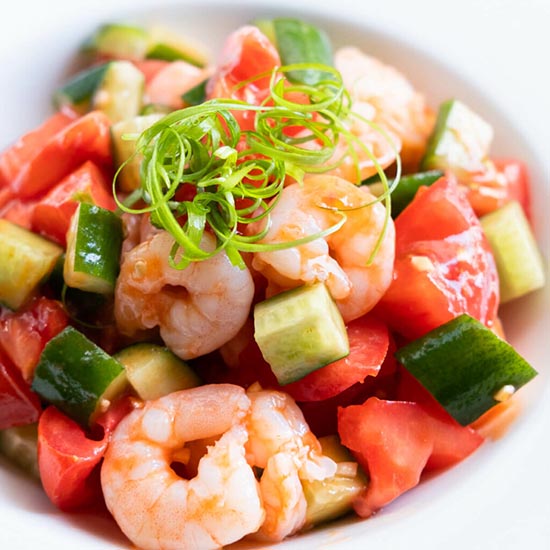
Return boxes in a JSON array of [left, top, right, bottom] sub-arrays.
[[365, 170, 444, 218], [396, 314, 538, 425], [74, 203, 123, 289], [181, 79, 208, 106], [53, 63, 110, 108], [31, 326, 125, 426], [146, 43, 204, 67], [272, 18, 333, 85]]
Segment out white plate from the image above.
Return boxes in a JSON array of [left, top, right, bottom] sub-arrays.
[[1, 1, 549, 549]]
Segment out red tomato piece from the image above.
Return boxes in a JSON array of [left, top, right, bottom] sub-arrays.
[[0, 297, 68, 382], [207, 26, 280, 131], [283, 314, 389, 402], [0, 351, 42, 430], [459, 158, 531, 219], [0, 112, 75, 188], [132, 59, 170, 84], [5, 111, 112, 199], [37, 397, 135, 511], [31, 160, 116, 245], [376, 175, 499, 340], [338, 397, 433, 518], [0, 197, 37, 229]]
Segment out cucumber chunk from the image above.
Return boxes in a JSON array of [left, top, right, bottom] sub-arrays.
[[421, 99, 493, 176], [480, 201, 546, 303], [0, 219, 63, 310], [395, 314, 538, 425], [87, 23, 149, 59], [0, 423, 40, 480], [303, 435, 367, 526], [181, 79, 208, 107], [64, 203, 123, 295], [92, 60, 144, 123], [254, 283, 349, 385], [31, 326, 128, 426], [146, 25, 208, 67], [115, 343, 201, 400], [53, 63, 110, 114], [111, 113, 165, 192]]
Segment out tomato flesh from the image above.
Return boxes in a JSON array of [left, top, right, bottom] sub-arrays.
[[376, 175, 499, 340]]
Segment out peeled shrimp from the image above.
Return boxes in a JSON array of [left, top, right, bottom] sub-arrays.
[[248, 174, 395, 322], [245, 386, 337, 541], [114, 230, 254, 359], [334, 47, 435, 174], [100, 384, 264, 550]]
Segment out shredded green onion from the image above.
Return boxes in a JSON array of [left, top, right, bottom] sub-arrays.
[[113, 63, 400, 269]]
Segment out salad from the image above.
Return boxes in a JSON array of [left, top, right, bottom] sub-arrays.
[[0, 15, 546, 550]]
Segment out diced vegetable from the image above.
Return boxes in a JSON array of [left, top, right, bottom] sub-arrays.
[[146, 25, 208, 67], [0, 220, 63, 310], [303, 435, 367, 526], [64, 203, 123, 295], [30, 160, 116, 246], [375, 176, 499, 340], [254, 283, 349, 385], [0, 352, 42, 430], [395, 314, 538, 425], [365, 170, 444, 218], [87, 23, 149, 60], [0, 423, 40, 479], [480, 200, 545, 303], [421, 99, 493, 176], [114, 343, 201, 400], [111, 113, 164, 191], [31, 326, 128, 426], [269, 18, 333, 85], [92, 60, 145, 122], [181, 79, 208, 106]]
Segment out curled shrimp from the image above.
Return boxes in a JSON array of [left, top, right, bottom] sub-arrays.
[[334, 47, 435, 174], [114, 230, 254, 360], [100, 384, 264, 550], [248, 174, 395, 322], [245, 385, 337, 541]]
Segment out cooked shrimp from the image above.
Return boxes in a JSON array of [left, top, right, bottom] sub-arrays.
[[334, 47, 435, 173], [114, 230, 254, 359], [101, 384, 264, 550], [248, 174, 395, 322], [245, 386, 337, 541]]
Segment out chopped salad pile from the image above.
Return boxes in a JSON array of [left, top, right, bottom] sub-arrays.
[[0, 16, 546, 550]]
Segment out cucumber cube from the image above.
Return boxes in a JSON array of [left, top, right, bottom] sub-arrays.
[[421, 99, 493, 175], [254, 283, 349, 385], [0, 220, 63, 310], [481, 201, 546, 303]]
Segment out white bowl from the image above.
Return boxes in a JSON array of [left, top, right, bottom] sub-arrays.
[[1, 1, 549, 549]]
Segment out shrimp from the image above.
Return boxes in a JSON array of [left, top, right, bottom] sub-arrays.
[[334, 47, 435, 174], [100, 384, 265, 550], [114, 230, 254, 360], [245, 386, 337, 541], [248, 174, 395, 322]]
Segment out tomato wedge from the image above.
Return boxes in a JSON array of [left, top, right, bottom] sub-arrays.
[[376, 175, 499, 340], [0, 350, 42, 430], [4, 111, 112, 199], [0, 297, 68, 382], [37, 397, 135, 511], [31, 160, 116, 245]]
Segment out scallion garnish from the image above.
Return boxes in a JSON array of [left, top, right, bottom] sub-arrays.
[[114, 63, 400, 269]]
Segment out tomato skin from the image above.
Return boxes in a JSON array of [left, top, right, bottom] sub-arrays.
[[207, 26, 280, 131], [376, 175, 499, 341], [459, 158, 531, 219], [0, 112, 75, 190], [37, 397, 135, 511], [338, 394, 484, 517], [283, 314, 389, 402], [338, 398, 433, 517], [0, 297, 68, 382], [4, 111, 112, 199], [31, 160, 116, 246], [0, 351, 42, 430]]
